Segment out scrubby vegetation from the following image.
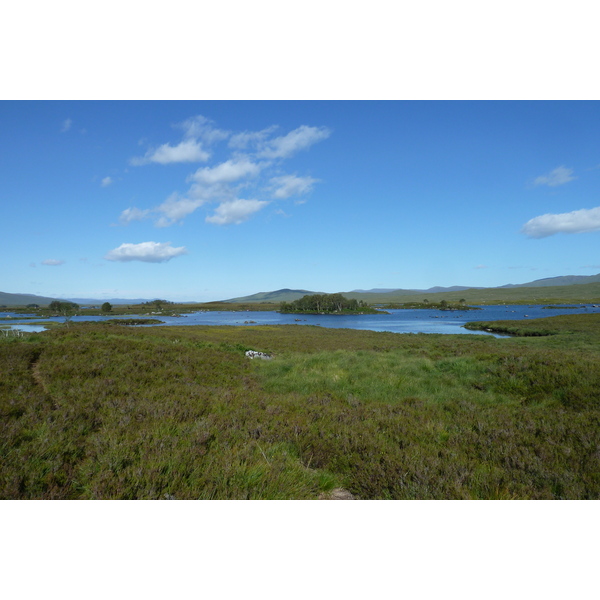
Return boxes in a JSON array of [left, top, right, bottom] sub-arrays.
[[104, 319, 164, 326], [1, 314, 599, 499], [464, 312, 600, 338], [280, 293, 380, 314]]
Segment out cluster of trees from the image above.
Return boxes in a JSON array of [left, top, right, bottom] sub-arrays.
[[280, 293, 370, 314], [142, 299, 173, 310], [48, 301, 79, 314], [47, 301, 80, 324]]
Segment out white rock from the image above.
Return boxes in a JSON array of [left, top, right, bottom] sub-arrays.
[[245, 350, 272, 360]]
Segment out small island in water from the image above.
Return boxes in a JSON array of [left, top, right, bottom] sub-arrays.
[[279, 293, 383, 315]]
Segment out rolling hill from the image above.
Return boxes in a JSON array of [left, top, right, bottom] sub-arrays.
[[4, 273, 600, 308], [499, 273, 600, 288], [342, 282, 600, 305], [222, 289, 321, 303], [0, 291, 61, 307], [222, 274, 600, 305]]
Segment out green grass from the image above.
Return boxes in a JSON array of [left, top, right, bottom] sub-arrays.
[[1, 316, 599, 499], [464, 311, 600, 338], [343, 281, 600, 305]]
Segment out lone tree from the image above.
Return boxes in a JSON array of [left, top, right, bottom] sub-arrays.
[[101, 302, 112, 313]]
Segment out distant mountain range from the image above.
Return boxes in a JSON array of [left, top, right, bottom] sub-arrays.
[[222, 273, 600, 303], [2, 273, 600, 307], [66, 298, 158, 306], [222, 286, 481, 303], [0, 292, 173, 307], [351, 285, 482, 294]]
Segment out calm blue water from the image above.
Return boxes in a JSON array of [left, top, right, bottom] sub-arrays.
[[3, 304, 600, 336]]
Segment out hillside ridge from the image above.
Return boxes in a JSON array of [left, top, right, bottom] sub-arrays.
[[3, 273, 600, 306], [223, 273, 600, 304]]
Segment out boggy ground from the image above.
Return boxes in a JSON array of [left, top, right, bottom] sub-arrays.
[[1, 315, 599, 499]]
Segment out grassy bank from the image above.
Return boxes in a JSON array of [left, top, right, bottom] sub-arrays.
[[1, 315, 599, 499]]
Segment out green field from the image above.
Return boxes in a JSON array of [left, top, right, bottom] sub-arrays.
[[1, 314, 599, 499], [343, 281, 600, 305], [220, 281, 600, 306]]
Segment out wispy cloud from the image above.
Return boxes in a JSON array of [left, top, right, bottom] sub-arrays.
[[190, 158, 263, 185], [269, 174, 319, 199], [154, 193, 207, 228], [257, 125, 331, 159], [177, 115, 230, 144], [130, 139, 210, 166], [117, 194, 209, 228], [118, 207, 152, 225], [120, 116, 330, 227], [130, 115, 230, 166], [228, 126, 278, 150], [60, 118, 72, 133], [42, 259, 65, 266], [104, 241, 188, 263], [205, 199, 269, 225], [521, 206, 600, 238], [533, 166, 576, 187], [101, 176, 113, 187]]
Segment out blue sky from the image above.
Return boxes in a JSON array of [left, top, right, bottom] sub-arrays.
[[2, 100, 600, 302]]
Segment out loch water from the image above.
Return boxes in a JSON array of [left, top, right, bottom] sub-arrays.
[[3, 304, 600, 337]]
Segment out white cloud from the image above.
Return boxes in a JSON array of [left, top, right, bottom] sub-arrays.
[[521, 206, 600, 238], [269, 174, 319, 199], [104, 241, 188, 263], [118, 207, 152, 225], [178, 115, 230, 144], [258, 125, 331, 159], [228, 126, 278, 150], [191, 158, 263, 185], [101, 176, 113, 187], [42, 259, 65, 266], [120, 117, 330, 227], [130, 139, 210, 166], [60, 118, 72, 133], [155, 193, 207, 227], [533, 166, 576, 187], [205, 199, 269, 225], [474, 264, 488, 269], [130, 116, 230, 166]]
